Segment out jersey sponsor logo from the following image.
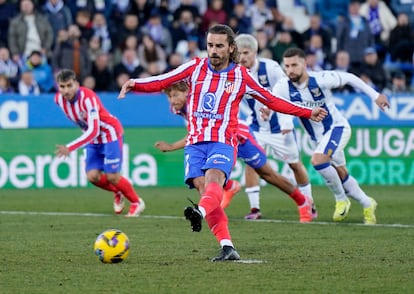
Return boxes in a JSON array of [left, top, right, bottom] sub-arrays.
[[202, 93, 216, 111]]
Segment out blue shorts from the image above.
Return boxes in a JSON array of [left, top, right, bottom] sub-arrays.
[[184, 142, 236, 189], [85, 137, 123, 173], [237, 137, 267, 169]]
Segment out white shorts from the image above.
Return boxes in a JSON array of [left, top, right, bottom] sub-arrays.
[[313, 125, 351, 167], [252, 130, 300, 164]]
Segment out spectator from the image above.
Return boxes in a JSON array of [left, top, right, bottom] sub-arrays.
[[74, 9, 94, 43], [156, 0, 175, 30], [359, 46, 389, 91], [141, 12, 173, 55], [302, 14, 332, 57], [388, 12, 414, 63], [383, 71, 409, 95], [359, 0, 397, 48], [201, 0, 227, 35], [67, 0, 112, 20], [164, 52, 184, 72], [128, 0, 155, 26], [281, 16, 304, 49], [22, 50, 55, 93], [176, 35, 204, 62], [91, 52, 113, 91], [18, 69, 40, 96], [228, 2, 251, 34], [173, 0, 203, 26], [307, 34, 331, 69], [305, 49, 323, 71], [269, 29, 297, 63], [0, 74, 14, 93], [113, 72, 130, 91], [0, 0, 17, 47], [8, 0, 54, 63], [336, 0, 375, 71], [113, 14, 141, 50], [42, 0, 73, 46], [247, 0, 273, 31], [113, 34, 139, 65], [87, 35, 103, 62], [391, 0, 414, 28], [91, 12, 113, 53], [0, 46, 19, 88], [137, 33, 168, 73], [333, 50, 359, 93], [52, 25, 91, 82], [82, 75, 96, 90], [170, 9, 199, 51], [113, 48, 144, 80], [254, 29, 273, 59]]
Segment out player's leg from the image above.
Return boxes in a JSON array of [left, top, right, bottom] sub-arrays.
[[312, 126, 350, 222], [334, 162, 377, 225], [85, 144, 126, 213], [183, 143, 240, 261], [103, 138, 144, 217], [243, 165, 262, 219]]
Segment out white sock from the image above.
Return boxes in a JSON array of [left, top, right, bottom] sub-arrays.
[[198, 206, 206, 218], [220, 239, 234, 248], [298, 183, 314, 202], [314, 164, 348, 201], [342, 175, 371, 208], [245, 186, 260, 210]]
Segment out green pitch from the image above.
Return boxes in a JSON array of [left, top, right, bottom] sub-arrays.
[[1, 185, 413, 293]]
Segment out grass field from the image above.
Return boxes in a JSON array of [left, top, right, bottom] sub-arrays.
[[1, 185, 413, 293]]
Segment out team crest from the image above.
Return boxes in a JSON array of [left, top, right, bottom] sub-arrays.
[[224, 80, 234, 93], [258, 75, 268, 86], [310, 87, 322, 97]]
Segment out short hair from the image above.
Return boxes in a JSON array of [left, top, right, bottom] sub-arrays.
[[235, 34, 258, 52], [283, 47, 306, 59], [208, 24, 239, 63], [164, 81, 189, 95], [56, 69, 77, 83]]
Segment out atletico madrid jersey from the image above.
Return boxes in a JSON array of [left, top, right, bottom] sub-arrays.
[[132, 57, 312, 147], [54, 87, 123, 151]]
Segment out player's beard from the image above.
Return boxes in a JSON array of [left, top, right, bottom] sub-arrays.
[[209, 54, 226, 69], [288, 72, 302, 83]]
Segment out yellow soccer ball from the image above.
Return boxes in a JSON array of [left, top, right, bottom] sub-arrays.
[[94, 229, 130, 263]]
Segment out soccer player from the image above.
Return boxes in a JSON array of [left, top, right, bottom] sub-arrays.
[[156, 82, 313, 223], [54, 69, 145, 217], [273, 48, 390, 224], [233, 34, 316, 220], [118, 25, 327, 261]]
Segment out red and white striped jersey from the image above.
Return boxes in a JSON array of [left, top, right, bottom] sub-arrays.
[[54, 86, 123, 151], [132, 57, 312, 147]]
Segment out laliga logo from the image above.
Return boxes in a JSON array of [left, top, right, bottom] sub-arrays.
[[0, 100, 28, 128]]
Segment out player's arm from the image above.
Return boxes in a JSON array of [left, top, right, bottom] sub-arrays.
[[333, 71, 390, 111], [245, 73, 327, 122], [118, 60, 196, 99], [154, 136, 186, 152], [56, 100, 101, 157]]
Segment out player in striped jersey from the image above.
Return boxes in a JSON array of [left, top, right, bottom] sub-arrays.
[[118, 25, 327, 261], [54, 69, 145, 217], [274, 48, 390, 224], [234, 34, 316, 220], [155, 82, 313, 223]]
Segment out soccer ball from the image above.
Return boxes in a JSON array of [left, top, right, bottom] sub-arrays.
[[94, 229, 130, 263]]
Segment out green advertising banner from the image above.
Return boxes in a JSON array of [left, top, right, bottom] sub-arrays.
[[0, 127, 413, 189]]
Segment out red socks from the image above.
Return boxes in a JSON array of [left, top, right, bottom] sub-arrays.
[[92, 174, 140, 203], [289, 188, 306, 206], [199, 182, 223, 215]]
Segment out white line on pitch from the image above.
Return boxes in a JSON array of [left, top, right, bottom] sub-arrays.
[[1, 210, 413, 229]]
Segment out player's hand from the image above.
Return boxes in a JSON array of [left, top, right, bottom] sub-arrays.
[[281, 129, 292, 135], [55, 145, 70, 157], [375, 94, 390, 111], [118, 79, 135, 99], [310, 107, 328, 122], [259, 106, 271, 121], [154, 141, 173, 152]]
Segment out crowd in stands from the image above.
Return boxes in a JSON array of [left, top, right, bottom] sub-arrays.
[[0, 0, 413, 95]]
